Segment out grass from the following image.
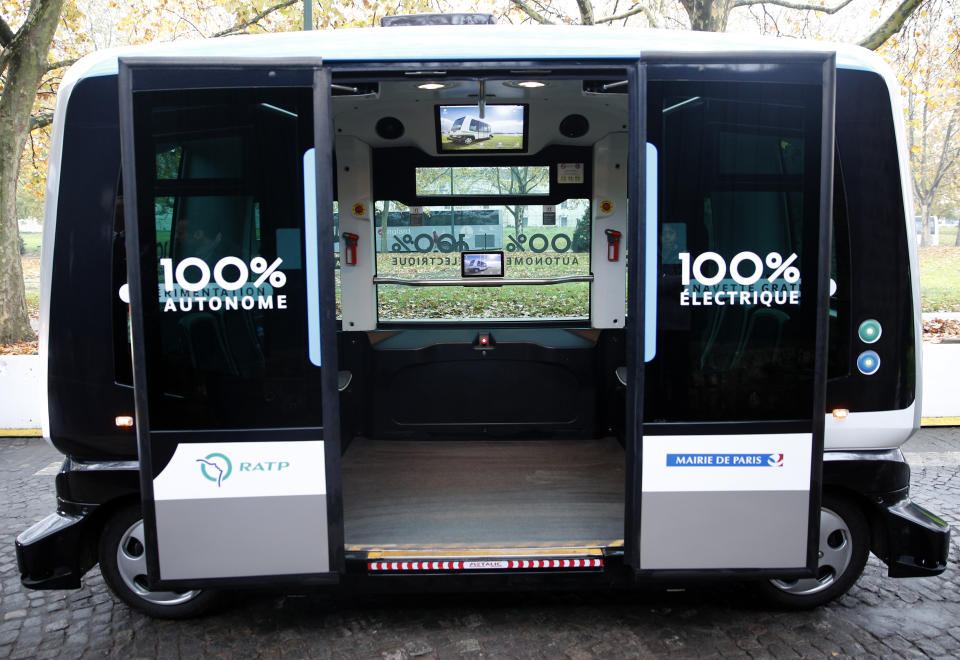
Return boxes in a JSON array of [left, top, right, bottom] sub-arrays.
[[440, 134, 524, 151], [20, 252, 41, 305], [19, 233, 42, 311], [918, 246, 960, 313], [20, 231, 42, 256], [378, 282, 590, 320], [936, 225, 958, 247]]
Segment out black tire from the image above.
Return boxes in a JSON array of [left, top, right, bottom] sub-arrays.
[[757, 493, 869, 609], [98, 504, 221, 619], [463, 136, 474, 144]]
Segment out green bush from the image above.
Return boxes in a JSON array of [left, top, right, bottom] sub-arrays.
[[572, 209, 591, 252]]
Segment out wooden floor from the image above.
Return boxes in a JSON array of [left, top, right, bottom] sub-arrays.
[[342, 437, 625, 550]]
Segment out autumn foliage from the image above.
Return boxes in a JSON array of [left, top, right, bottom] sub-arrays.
[[4, 0, 960, 355]]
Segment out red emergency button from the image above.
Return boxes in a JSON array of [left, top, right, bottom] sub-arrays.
[[476, 332, 493, 349]]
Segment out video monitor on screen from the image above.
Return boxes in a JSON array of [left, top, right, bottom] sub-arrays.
[[437, 104, 528, 153], [461, 251, 504, 278]]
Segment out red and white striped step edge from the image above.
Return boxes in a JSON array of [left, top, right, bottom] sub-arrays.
[[368, 558, 604, 572]]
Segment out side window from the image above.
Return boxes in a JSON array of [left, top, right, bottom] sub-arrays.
[[133, 87, 319, 430], [646, 80, 824, 422]]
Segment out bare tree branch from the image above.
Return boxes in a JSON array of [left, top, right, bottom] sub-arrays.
[[597, 4, 660, 27], [29, 124, 40, 168], [513, 0, 657, 27], [510, 0, 554, 24], [928, 106, 960, 193], [731, 0, 854, 13], [46, 58, 75, 72], [211, 0, 299, 38], [163, 8, 207, 38], [28, 111, 54, 132], [858, 0, 927, 50]]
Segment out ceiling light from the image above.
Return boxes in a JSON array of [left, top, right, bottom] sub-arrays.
[[417, 82, 446, 90], [504, 80, 549, 89]]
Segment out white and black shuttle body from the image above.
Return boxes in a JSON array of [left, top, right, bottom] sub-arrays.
[[15, 18, 950, 618]]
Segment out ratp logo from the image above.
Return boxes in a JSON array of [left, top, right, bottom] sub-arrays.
[[197, 453, 232, 487]]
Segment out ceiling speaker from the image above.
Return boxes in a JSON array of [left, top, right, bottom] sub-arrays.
[[376, 117, 405, 140], [559, 114, 589, 138]]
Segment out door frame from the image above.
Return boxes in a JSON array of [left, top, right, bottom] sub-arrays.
[[118, 58, 343, 589], [625, 52, 836, 575]]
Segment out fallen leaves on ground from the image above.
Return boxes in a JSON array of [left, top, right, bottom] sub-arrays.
[[923, 318, 960, 343], [0, 340, 39, 355]]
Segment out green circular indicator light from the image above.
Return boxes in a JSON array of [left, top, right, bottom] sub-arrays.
[[858, 319, 882, 344]]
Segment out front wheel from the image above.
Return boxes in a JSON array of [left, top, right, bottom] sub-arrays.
[[758, 494, 869, 609], [98, 504, 221, 618]]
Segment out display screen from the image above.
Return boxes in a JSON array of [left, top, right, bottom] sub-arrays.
[[461, 251, 504, 277], [437, 104, 527, 153]]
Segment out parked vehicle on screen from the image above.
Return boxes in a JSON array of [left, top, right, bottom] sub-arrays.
[[447, 115, 492, 144], [465, 258, 488, 273]]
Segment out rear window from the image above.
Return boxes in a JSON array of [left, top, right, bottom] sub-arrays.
[[373, 195, 591, 322]]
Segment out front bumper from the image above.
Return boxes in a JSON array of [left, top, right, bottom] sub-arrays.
[[881, 499, 951, 577], [824, 448, 950, 577], [17, 457, 140, 590], [16, 504, 100, 590]]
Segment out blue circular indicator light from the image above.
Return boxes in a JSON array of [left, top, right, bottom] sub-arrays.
[[858, 319, 882, 344], [857, 350, 881, 375]]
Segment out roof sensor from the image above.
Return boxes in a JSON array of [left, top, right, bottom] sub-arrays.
[[381, 13, 496, 27]]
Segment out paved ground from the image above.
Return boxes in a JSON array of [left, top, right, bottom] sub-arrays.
[[0, 431, 958, 659]]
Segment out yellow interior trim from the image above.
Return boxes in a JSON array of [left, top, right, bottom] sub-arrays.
[[0, 429, 42, 437]]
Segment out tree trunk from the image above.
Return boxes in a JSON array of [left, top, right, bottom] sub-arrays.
[[679, 0, 734, 31], [0, 0, 64, 343], [919, 204, 934, 247], [380, 199, 391, 253]]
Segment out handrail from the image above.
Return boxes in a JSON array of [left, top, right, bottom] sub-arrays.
[[372, 275, 594, 287]]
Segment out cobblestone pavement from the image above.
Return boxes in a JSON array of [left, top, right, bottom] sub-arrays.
[[1, 430, 958, 659]]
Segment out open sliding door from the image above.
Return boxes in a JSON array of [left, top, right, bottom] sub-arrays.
[[627, 54, 836, 575], [118, 59, 342, 588]]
